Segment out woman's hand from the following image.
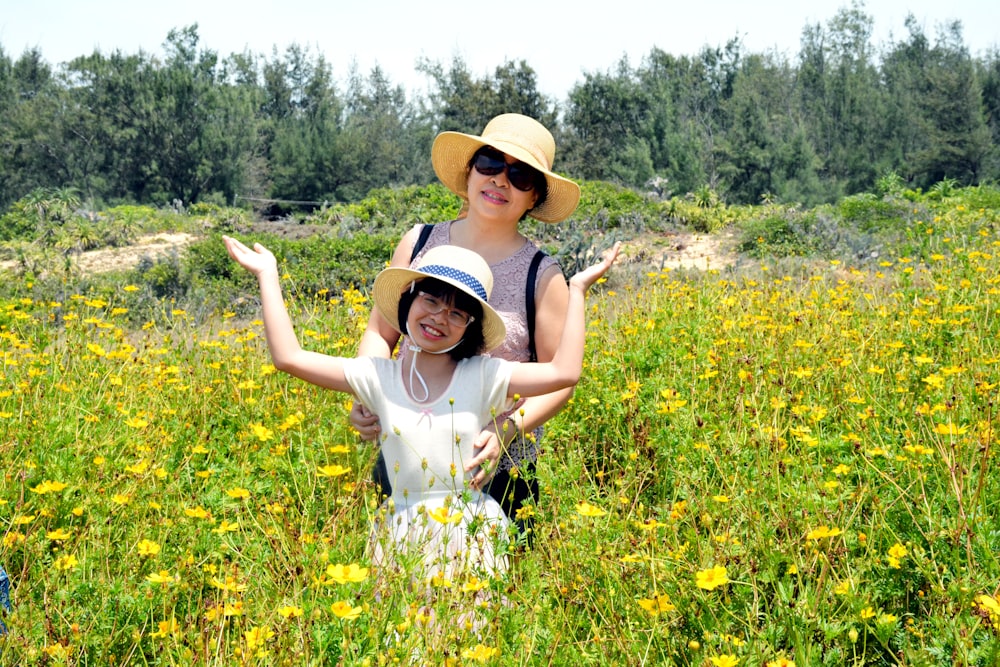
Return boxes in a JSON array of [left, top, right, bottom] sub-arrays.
[[466, 424, 506, 490], [350, 401, 381, 442], [223, 235, 278, 277], [568, 241, 621, 292]]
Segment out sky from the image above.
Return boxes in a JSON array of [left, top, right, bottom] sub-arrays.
[[2, 0, 998, 100]]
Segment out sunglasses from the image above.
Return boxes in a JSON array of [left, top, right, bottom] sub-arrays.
[[472, 148, 543, 192]]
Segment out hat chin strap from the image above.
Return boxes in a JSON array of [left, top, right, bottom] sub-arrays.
[[406, 338, 462, 402]]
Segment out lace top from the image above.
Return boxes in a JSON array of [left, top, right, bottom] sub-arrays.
[[399, 222, 560, 468]]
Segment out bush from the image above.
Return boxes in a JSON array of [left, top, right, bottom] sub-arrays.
[[837, 193, 911, 231]]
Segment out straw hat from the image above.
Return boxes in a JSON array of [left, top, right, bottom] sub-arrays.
[[432, 113, 581, 223], [372, 245, 507, 352]]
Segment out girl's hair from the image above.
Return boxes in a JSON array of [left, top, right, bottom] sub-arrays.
[[468, 147, 548, 221], [398, 277, 486, 361]]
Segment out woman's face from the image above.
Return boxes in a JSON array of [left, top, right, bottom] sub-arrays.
[[465, 148, 540, 222]]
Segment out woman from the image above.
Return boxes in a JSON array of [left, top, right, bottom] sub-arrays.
[[352, 113, 581, 530]]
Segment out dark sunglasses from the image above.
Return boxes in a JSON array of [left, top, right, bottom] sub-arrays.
[[472, 149, 543, 192]]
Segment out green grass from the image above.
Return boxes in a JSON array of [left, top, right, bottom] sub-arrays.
[[2, 192, 1000, 665]]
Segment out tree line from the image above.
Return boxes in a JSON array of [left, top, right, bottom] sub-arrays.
[[1, 4, 997, 217]]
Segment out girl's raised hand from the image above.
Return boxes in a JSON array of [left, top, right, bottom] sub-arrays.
[[223, 235, 278, 277], [568, 241, 621, 292]]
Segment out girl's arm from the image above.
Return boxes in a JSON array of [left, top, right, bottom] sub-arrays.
[[223, 236, 354, 394], [507, 243, 621, 398]]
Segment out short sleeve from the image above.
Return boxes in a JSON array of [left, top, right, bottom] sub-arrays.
[[342, 357, 380, 409], [479, 357, 513, 417]]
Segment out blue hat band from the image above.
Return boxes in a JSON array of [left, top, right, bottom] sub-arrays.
[[420, 265, 488, 301]]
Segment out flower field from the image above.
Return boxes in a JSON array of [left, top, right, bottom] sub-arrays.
[[2, 195, 1000, 665]]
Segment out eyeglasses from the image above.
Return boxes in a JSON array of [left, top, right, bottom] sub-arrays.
[[472, 149, 542, 192], [416, 291, 475, 327]]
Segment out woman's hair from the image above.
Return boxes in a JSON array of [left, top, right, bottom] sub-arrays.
[[468, 147, 548, 220], [397, 277, 486, 361]]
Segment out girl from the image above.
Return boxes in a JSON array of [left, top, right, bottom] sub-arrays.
[[223, 236, 619, 579]]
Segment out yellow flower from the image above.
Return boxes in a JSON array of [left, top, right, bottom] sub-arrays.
[[709, 655, 739, 667], [515, 505, 536, 520], [713, 495, 730, 503], [325, 563, 369, 584], [575, 501, 607, 518], [462, 576, 488, 593], [225, 487, 251, 500], [805, 526, 843, 540], [429, 506, 463, 525], [933, 422, 968, 436], [244, 625, 275, 652], [461, 644, 500, 661], [53, 554, 79, 571], [767, 658, 796, 667], [317, 464, 351, 478], [150, 617, 181, 639], [137, 539, 161, 557], [30, 480, 68, 494], [46, 528, 72, 541], [249, 423, 273, 442], [330, 600, 362, 620], [212, 520, 240, 534], [146, 570, 175, 586], [860, 606, 876, 620], [637, 593, 676, 615], [184, 506, 210, 519], [635, 518, 666, 530], [277, 605, 304, 619], [888, 542, 907, 559], [696, 565, 729, 591], [211, 576, 248, 593]]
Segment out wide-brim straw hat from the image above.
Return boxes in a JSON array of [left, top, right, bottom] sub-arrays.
[[431, 113, 581, 223], [372, 245, 507, 352]]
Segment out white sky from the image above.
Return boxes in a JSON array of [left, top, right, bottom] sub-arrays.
[[2, 0, 998, 100]]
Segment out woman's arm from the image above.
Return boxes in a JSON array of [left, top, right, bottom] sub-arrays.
[[508, 243, 621, 397], [224, 236, 354, 394], [356, 225, 424, 358], [509, 263, 575, 431], [464, 254, 616, 489]]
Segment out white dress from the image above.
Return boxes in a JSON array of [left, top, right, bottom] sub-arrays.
[[344, 355, 514, 579]]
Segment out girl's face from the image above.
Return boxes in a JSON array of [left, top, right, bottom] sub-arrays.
[[405, 290, 473, 352], [465, 148, 540, 222]]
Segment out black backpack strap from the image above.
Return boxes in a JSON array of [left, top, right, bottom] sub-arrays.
[[526, 250, 546, 362], [409, 224, 434, 263]]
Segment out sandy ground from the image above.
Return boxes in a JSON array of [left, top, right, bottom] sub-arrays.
[[77, 232, 198, 273], [2, 229, 736, 275]]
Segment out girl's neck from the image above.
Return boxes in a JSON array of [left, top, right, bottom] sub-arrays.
[[402, 348, 459, 403]]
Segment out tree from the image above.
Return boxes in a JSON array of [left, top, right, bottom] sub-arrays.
[[563, 58, 653, 184]]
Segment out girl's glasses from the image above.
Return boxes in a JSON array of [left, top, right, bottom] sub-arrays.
[[472, 148, 542, 192], [416, 292, 475, 327]]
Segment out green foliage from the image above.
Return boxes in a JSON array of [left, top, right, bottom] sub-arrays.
[[738, 213, 817, 258], [5, 193, 1000, 664], [837, 193, 912, 231]]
